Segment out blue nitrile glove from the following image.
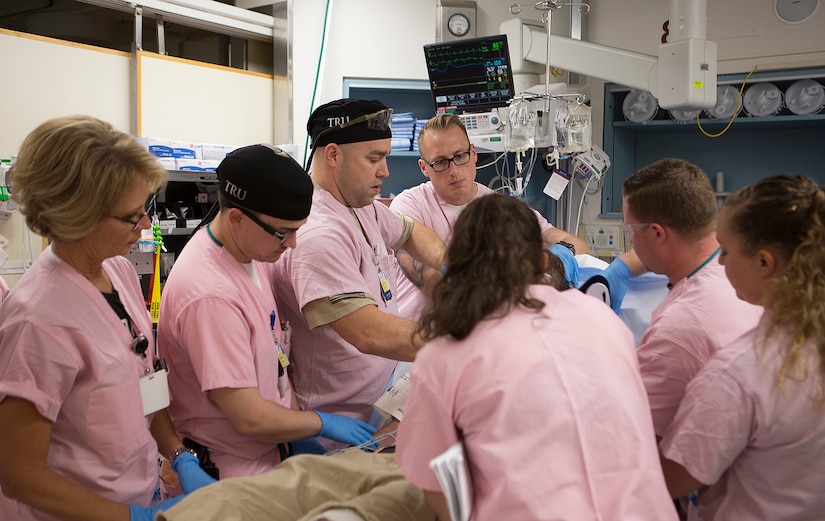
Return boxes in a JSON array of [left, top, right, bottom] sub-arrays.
[[172, 451, 216, 493], [315, 411, 377, 447], [129, 495, 186, 521], [599, 256, 632, 314], [289, 436, 327, 456], [548, 243, 579, 288]]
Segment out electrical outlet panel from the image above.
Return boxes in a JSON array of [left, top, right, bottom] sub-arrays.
[[583, 224, 624, 258]]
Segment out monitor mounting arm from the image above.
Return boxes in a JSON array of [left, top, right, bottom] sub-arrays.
[[501, 0, 717, 109]]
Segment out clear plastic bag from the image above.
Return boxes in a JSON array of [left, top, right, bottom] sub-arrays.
[[505, 98, 536, 153]]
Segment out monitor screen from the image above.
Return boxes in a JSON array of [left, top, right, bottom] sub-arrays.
[[423, 34, 515, 114]]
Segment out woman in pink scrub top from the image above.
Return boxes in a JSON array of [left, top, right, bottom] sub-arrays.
[[661, 175, 825, 520], [0, 116, 214, 521], [396, 194, 677, 521]]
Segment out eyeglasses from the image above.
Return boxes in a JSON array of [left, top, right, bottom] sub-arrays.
[[312, 108, 394, 147], [237, 206, 295, 244], [307, 108, 395, 171], [423, 147, 472, 173], [622, 222, 650, 240], [338, 108, 394, 132], [109, 195, 156, 232]]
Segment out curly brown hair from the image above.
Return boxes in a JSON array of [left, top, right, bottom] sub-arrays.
[[418, 194, 550, 341], [724, 175, 825, 401]]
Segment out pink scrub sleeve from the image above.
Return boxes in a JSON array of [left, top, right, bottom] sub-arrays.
[[0, 321, 81, 422], [637, 329, 705, 436], [393, 360, 460, 491], [370, 201, 407, 251], [660, 365, 753, 486], [176, 298, 265, 390]]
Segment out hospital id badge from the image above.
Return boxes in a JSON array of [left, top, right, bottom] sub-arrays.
[[139, 369, 170, 416], [378, 269, 393, 304], [277, 344, 290, 369]]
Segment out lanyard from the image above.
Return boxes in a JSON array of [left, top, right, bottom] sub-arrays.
[[687, 246, 721, 279]]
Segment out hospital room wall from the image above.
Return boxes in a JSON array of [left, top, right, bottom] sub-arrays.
[[293, 0, 825, 230]]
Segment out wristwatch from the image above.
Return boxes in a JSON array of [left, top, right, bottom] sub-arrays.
[[169, 446, 197, 463], [556, 240, 576, 255]]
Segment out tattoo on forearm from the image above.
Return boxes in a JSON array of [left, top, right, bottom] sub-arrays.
[[400, 259, 427, 288]]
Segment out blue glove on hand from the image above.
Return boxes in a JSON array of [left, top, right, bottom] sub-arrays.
[[548, 243, 579, 288], [289, 436, 327, 456], [600, 256, 632, 314], [315, 411, 377, 447], [172, 451, 216, 494], [129, 495, 186, 521]]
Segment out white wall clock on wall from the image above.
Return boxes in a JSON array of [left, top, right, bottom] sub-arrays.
[[774, 0, 819, 24]]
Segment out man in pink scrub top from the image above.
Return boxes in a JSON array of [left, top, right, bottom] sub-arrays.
[[270, 99, 446, 441], [623, 158, 762, 517], [389, 113, 590, 322], [159, 145, 376, 479], [622, 158, 763, 439]]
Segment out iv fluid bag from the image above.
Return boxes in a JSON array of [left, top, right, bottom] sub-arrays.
[[565, 103, 591, 153], [505, 99, 536, 153]]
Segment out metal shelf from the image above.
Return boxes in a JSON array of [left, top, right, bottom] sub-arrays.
[[612, 113, 825, 132], [167, 170, 217, 183], [601, 67, 825, 214]]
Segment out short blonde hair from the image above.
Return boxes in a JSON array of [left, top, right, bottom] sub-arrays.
[[12, 115, 167, 241], [417, 114, 470, 156]]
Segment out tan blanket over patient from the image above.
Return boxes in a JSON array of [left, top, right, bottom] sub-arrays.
[[157, 450, 436, 521]]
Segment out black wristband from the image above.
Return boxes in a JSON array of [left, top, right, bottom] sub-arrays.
[[556, 240, 576, 255]]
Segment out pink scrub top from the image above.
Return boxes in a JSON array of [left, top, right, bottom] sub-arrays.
[[396, 284, 678, 521], [271, 188, 405, 423], [637, 258, 763, 436], [0, 248, 158, 520], [661, 327, 825, 520], [158, 227, 292, 479], [389, 182, 552, 321]]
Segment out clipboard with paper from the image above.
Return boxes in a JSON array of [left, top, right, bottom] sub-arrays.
[[428, 441, 473, 521]]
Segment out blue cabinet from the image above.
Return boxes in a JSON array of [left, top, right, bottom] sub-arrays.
[[601, 68, 825, 215]]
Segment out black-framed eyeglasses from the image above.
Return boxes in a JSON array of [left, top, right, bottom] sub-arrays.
[[423, 147, 472, 173], [109, 194, 157, 232], [237, 206, 295, 244]]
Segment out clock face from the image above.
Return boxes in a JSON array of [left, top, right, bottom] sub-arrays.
[[774, 0, 819, 23], [448, 13, 470, 37]]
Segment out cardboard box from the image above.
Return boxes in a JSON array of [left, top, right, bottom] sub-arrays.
[[174, 159, 221, 172], [155, 157, 176, 170], [136, 137, 173, 158], [195, 144, 238, 160], [170, 141, 197, 159]]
